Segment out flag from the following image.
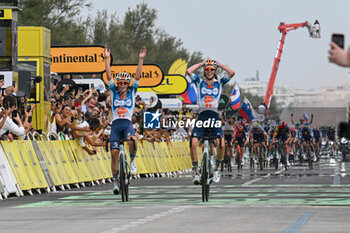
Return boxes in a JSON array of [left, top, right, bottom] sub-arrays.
[[303, 112, 309, 123], [180, 81, 197, 104], [238, 97, 257, 122], [230, 84, 241, 110]]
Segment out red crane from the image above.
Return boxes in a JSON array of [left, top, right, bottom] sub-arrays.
[[264, 20, 320, 113]]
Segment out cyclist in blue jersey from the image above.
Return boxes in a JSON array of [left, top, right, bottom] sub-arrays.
[[104, 44, 147, 195], [186, 59, 235, 185], [299, 126, 315, 161]]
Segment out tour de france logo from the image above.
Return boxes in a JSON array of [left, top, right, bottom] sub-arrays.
[[143, 110, 161, 129]]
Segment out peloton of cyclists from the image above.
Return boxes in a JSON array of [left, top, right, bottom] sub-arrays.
[[186, 59, 235, 185]]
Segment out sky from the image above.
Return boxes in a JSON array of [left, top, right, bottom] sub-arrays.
[[81, 0, 350, 90]]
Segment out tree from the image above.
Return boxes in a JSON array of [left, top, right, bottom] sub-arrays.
[[19, 0, 91, 45]]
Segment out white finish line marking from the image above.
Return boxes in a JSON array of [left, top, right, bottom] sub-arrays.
[[101, 206, 187, 233], [242, 169, 284, 186]]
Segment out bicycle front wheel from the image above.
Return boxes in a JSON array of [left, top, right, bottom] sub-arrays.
[[201, 153, 209, 202], [119, 154, 129, 202], [307, 146, 313, 170]]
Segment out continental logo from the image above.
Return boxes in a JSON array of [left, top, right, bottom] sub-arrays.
[[51, 46, 111, 73], [103, 64, 164, 88], [51, 53, 101, 64]]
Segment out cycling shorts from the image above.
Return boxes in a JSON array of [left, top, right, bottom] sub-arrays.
[[110, 119, 135, 150], [235, 137, 246, 147], [252, 134, 265, 143]]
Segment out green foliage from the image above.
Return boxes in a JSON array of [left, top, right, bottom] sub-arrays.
[[19, 0, 91, 45], [18, 1, 203, 70]]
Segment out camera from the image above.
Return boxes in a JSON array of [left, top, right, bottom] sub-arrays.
[[12, 110, 18, 119]]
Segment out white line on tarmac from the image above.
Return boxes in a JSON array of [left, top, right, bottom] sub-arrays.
[[100, 206, 188, 233], [333, 166, 340, 185], [242, 169, 284, 186]]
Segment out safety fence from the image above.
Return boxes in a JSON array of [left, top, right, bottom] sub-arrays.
[[0, 135, 195, 200]]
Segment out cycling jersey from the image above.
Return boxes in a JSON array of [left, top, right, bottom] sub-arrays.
[[250, 125, 267, 142], [327, 129, 336, 141], [274, 127, 290, 141], [313, 129, 322, 142], [109, 79, 139, 122], [299, 127, 314, 142], [186, 73, 229, 113]]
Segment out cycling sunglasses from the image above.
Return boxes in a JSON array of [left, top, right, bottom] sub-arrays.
[[205, 66, 216, 71], [118, 81, 129, 86]]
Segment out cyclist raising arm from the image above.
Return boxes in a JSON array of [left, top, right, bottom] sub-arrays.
[[187, 59, 235, 185], [105, 44, 147, 195]]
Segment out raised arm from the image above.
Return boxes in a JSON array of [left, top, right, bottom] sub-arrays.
[[135, 46, 147, 81], [215, 60, 235, 78], [186, 59, 206, 76], [104, 44, 112, 81]]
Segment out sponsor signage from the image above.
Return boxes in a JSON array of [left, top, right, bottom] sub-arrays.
[[102, 64, 164, 88], [51, 45, 111, 74], [138, 74, 188, 95], [160, 98, 182, 110]]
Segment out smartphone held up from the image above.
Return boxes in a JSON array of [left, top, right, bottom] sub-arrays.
[[332, 33, 344, 49]]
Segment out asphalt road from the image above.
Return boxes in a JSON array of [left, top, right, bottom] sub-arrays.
[[1, 152, 350, 233]]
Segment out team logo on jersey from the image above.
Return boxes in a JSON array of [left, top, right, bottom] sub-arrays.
[[201, 87, 218, 95], [204, 95, 214, 103], [114, 99, 132, 107], [117, 107, 128, 115]]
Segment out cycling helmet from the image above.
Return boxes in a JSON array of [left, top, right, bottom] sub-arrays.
[[302, 126, 309, 133], [299, 117, 304, 122], [116, 72, 131, 83], [329, 125, 335, 130], [278, 121, 287, 129], [204, 60, 218, 70], [252, 121, 259, 129], [290, 127, 295, 133]]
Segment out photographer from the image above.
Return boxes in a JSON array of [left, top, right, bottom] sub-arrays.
[[0, 95, 25, 137]]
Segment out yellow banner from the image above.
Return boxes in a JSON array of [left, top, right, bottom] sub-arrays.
[[51, 46, 111, 73], [138, 74, 188, 94], [102, 64, 164, 88]]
